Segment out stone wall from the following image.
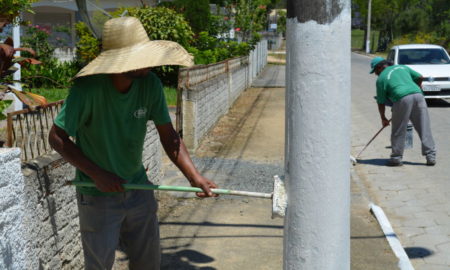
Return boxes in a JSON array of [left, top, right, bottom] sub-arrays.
[[0, 122, 162, 269]]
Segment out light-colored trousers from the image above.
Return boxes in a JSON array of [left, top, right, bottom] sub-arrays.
[[391, 93, 436, 160], [77, 189, 160, 270]]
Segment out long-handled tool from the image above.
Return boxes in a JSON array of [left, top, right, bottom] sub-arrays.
[[68, 175, 287, 218], [352, 119, 391, 165]]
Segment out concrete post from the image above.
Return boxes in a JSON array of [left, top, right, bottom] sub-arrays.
[[12, 23, 22, 111], [284, 1, 351, 269], [365, 0, 372, 54]]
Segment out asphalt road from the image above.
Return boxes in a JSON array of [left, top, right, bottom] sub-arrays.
[[351, 52, 450, 269]]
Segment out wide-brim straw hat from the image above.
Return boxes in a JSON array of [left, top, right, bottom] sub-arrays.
[[75, 16, 194, 78]]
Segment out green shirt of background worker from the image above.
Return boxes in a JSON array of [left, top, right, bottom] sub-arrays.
[[370, 56, 436, 166], [48, 17, 217, 270]]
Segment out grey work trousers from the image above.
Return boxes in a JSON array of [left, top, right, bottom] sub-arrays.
[[77, 189, 160, 270], [390, 93, 436, 161]]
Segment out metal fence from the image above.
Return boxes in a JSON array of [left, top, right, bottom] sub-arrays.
[[6, 100, 64, 161]]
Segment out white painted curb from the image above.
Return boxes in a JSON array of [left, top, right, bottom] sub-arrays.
[[370, 203, 415, 270]]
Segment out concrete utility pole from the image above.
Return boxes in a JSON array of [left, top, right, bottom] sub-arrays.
[[365, 0, 372, 54], [12, 22, 22, 110], [285, 0, 351, 269]]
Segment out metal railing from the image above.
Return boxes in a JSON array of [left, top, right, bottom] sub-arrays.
[[6, 100, 64, 161]]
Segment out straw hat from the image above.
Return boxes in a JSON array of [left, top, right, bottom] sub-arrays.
[[75, 17, 194, 78]]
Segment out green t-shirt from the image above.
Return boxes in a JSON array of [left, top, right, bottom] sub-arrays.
[[376, 65, 423, 104], [54, 72, 171, 196]]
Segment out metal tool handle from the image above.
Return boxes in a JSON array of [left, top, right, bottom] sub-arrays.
[[67, 181, 272, 199], [355, 119, 391, 159]]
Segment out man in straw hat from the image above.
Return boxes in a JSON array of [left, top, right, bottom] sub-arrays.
[[49, 17, 218, 269], [370, 56, 436, 166]]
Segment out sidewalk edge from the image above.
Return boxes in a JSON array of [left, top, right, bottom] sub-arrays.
[[369, 203, 415, 270]]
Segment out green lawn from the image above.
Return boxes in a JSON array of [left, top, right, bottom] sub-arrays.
[[351, 29, 380, 52], [29, 88, 69, 103], [30, 86, 178, 106]]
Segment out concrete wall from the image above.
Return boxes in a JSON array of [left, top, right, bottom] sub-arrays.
[[0, 123, 162, 269], [0, 148, 28, 270], [142, 122, 164, 184], [181, 40, 268, 151]]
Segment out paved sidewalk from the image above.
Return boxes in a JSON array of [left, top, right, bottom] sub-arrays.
[[351, 52, 450, 270]]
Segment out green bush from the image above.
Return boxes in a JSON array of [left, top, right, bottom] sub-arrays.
[[389, 32, 447, 50], [21, 25, 55, 62], [122, 7, 194, 49], [75, 22, 101, 65], [21, 59, 80, 89], [188, 32, 252, 65]]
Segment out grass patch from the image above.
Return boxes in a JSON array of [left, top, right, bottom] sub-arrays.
[[352, 29, 365, 50], [29, 88, 69, 103], [30, 87, 178, 106], [351, 29, 381, 52], [164, 87, 177, 107]]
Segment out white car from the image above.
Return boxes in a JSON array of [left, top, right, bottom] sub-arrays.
[[387, 44, 450, 99]]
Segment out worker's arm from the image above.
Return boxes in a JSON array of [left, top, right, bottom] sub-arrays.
[[415, 76, 423, 89], [156, 122, 217, 197], [48, 124, 126, 192], [377, 103, 390, 127]]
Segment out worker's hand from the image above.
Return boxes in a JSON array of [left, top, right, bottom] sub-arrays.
[[189, 175, 218, 198], [381, 118, 390, 127], [92, 170, 127, 192]]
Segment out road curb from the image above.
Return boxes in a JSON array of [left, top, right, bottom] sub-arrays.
[[351, 168, 414, 270], [370, 204, 415, 270]]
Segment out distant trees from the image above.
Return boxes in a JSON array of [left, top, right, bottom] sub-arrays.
[[352, 0, 450, 51]]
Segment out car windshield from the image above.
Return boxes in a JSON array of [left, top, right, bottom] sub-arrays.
[[398, 48, 450, 65]]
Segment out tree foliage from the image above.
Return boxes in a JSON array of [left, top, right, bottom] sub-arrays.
[[0, 0, 37, 31], [122, 7, 194, 48], [183, 0, 211, 34], [353, 0, 450, 51]]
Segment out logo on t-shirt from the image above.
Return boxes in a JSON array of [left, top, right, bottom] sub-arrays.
[[134, 107, 147, 119]]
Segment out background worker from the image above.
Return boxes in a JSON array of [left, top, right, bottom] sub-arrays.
[[370, 56, 436, 166], [49, 17, 217, 269]]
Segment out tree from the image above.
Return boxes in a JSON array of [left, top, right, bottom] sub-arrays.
[[183, 0, 211, 34], [0, 0, 36, 32]]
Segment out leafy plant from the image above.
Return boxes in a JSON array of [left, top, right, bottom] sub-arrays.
[[21, 24, 55, 62], [123, 7, 195, 48], [21, 59, 79, 89], [276, 10, 286, 36], [0, 0, 37, 31], [0, 100, 12, 120], [0, 37, 46, 120], [188, 32, 251, 64], [182, 0, 211, 34], [75, 22, 101, 65]]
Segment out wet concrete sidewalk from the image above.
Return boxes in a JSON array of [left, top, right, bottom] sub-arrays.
[[156, 63, 398, 269]]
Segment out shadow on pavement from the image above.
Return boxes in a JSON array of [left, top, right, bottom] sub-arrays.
[[160, 221, 283, 229], [426, 99, 450, 107], [404, 246, 434, 259], [357, 158, 425, 166], [162, 249, 216, 270]]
